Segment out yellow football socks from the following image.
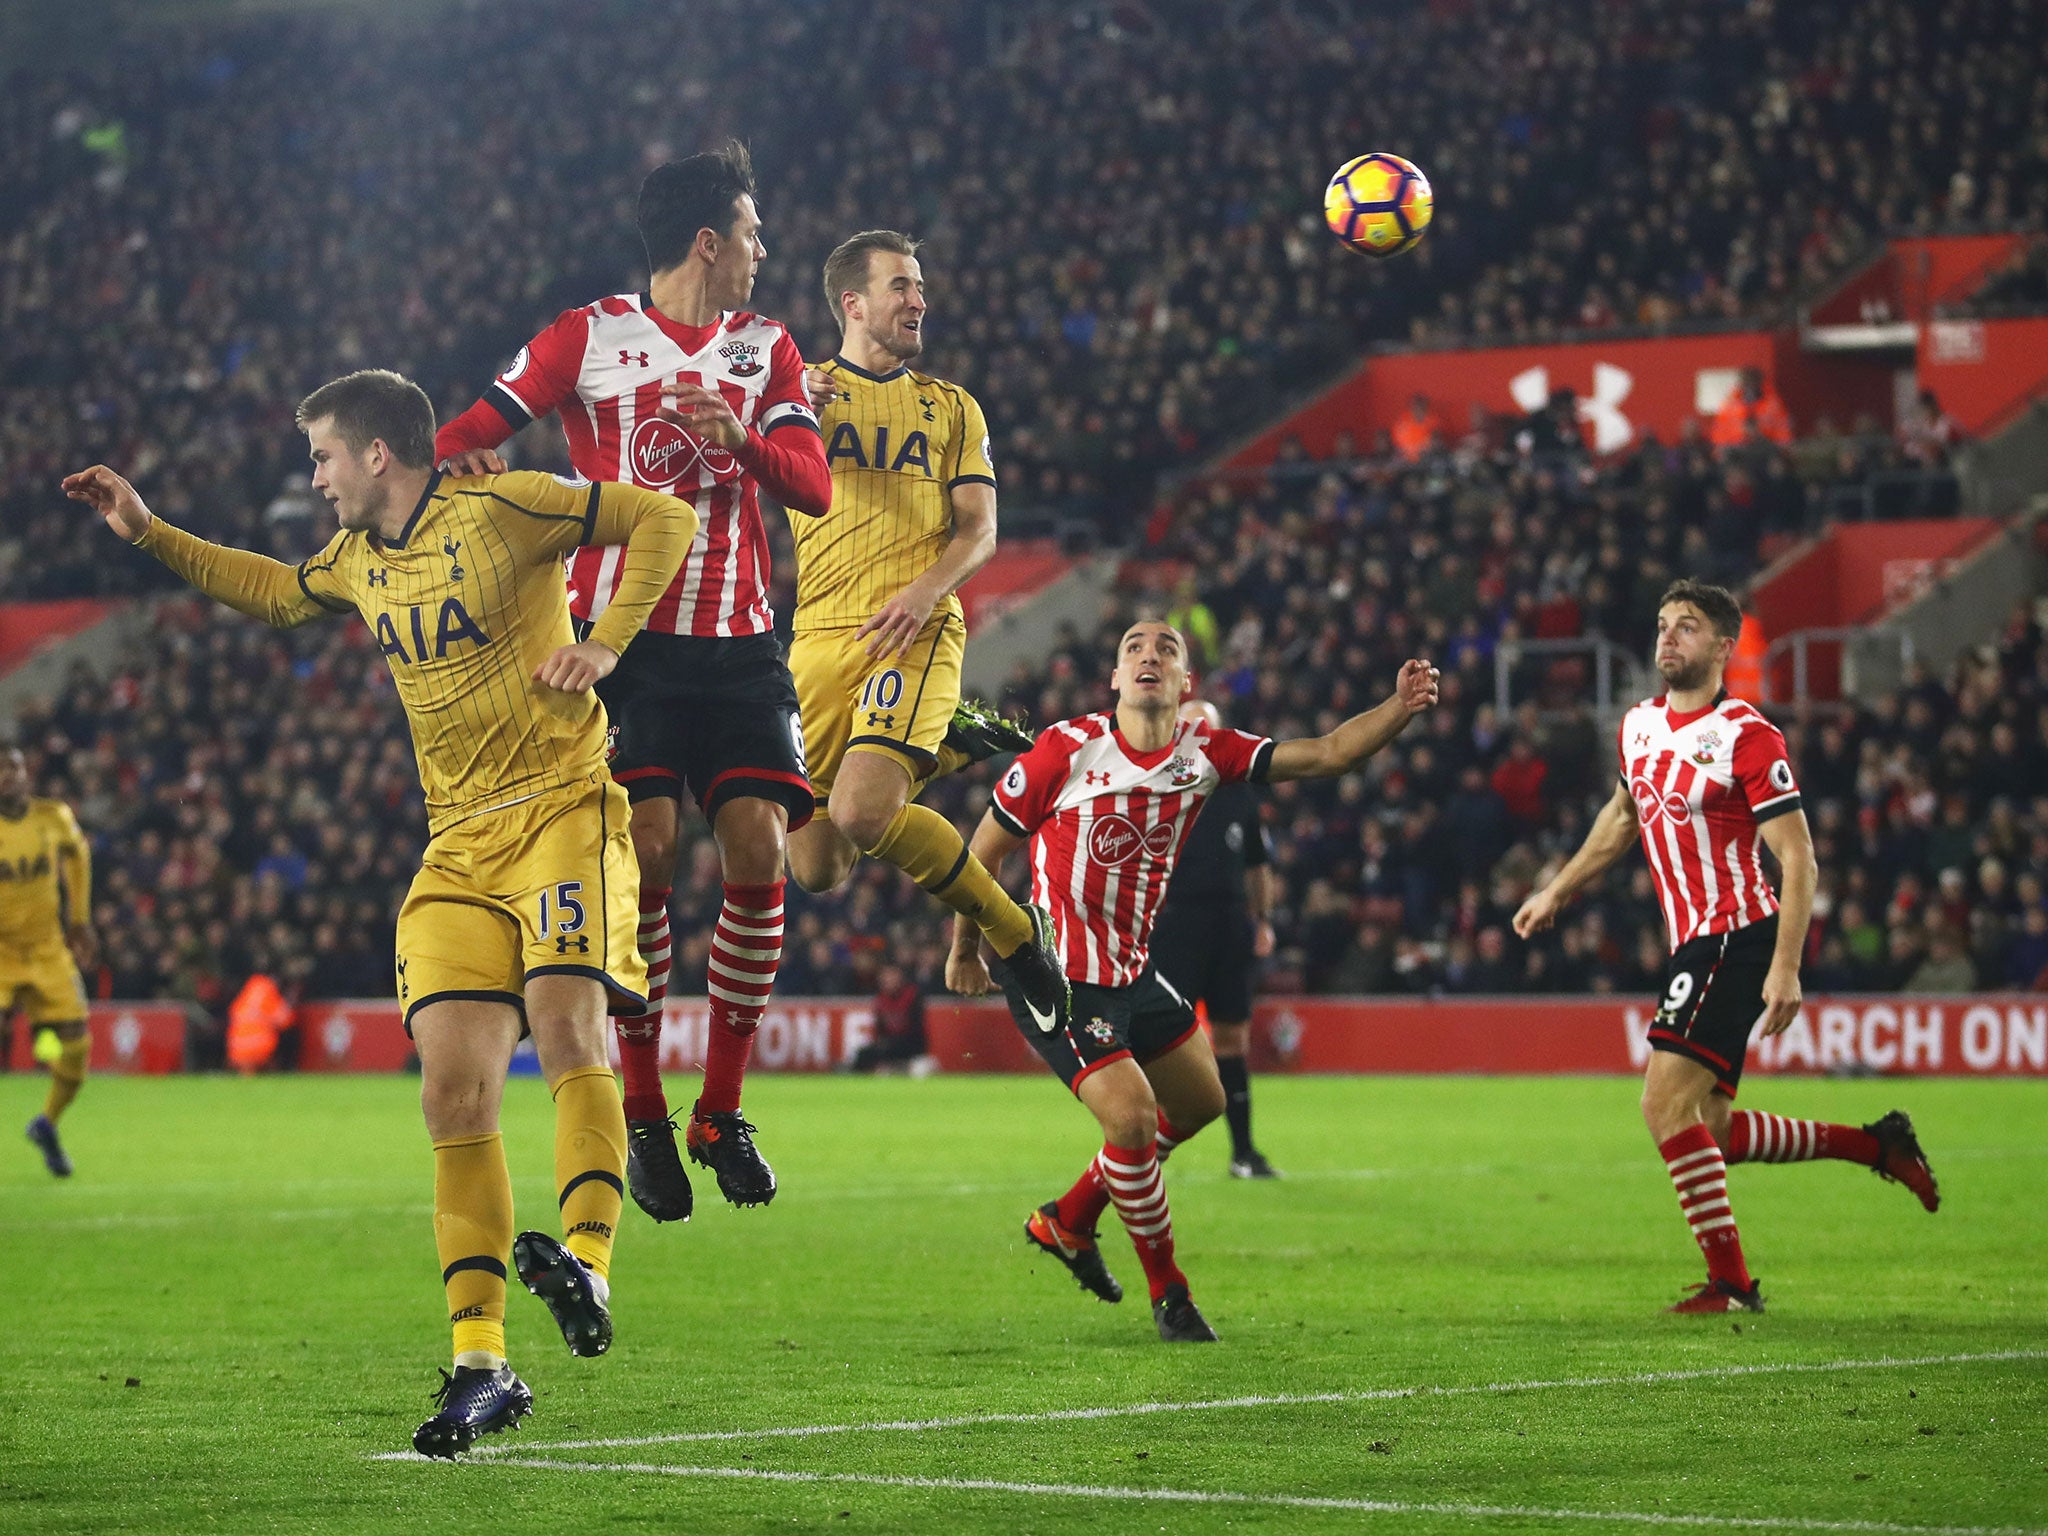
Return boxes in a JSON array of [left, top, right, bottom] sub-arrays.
[[551, 1065, 625, 1282], [432, 1132, 513, 1366], [865, 803, 1034, 957], [43, 1032, 89, 1122]]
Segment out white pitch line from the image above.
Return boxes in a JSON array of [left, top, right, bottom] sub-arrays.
[[450, 1457, 2048, 1536], [389, 1348, 2046, 1459]]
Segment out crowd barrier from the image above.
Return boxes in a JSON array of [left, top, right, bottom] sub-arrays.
[[8, 995, 2046, 1078]]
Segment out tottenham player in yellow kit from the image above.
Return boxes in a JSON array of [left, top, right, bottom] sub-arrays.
[[64, 369, 696, 1459], [784, 231, 1070, 1028], [1, 746, 97, 1178]]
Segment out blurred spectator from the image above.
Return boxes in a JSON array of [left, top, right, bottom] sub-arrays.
[[846, 962, 930, 1076], [1391, 394, 1443, 464], [1708, 369, 1794, 451]]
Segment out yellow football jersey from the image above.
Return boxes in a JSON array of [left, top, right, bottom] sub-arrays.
[[135, 470, 695, 833], [0, 797, 89, 951], [793, 357, 996, 633]]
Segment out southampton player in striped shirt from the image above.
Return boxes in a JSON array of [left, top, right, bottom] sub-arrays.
[[67, 368, 696, 1455], [950, 620, 1438, 1341], [436, 144, 832, 1221], [1515, 580, 1939, 1315]]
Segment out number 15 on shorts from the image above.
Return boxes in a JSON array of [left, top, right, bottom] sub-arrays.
[[538, 882, 586, 937]]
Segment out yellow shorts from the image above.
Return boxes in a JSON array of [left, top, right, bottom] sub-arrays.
[[789, 613, 964, 801], [395, 773, 645, 1034], [0, 943, 87, 1026]]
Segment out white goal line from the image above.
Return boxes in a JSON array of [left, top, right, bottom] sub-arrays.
[[454, 1457, 2048, 1536], [406, 1347, 2044, 1458]]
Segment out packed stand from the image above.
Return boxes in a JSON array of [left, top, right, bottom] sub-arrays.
[[19, 418, 2037, 1017], [4, 0, 2043, 600]]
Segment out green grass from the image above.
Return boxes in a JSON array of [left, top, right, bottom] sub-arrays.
[[2, 1073, 2044, 1535]]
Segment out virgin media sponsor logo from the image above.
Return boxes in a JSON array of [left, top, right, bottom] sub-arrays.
[[1088, 813, 1176, 866], [629, 418, 736, 487]]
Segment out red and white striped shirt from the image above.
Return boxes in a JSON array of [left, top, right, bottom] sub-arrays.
[[439, 294, 823, 637], [992, 713, 1274, 987], [1619, 692, 1802, 951]]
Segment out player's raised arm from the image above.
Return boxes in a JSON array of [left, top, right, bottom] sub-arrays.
[[1511, 779, 1640, 938], [62, 466, 334, 630], [661, 332, 829, 519], [1262, 659, 1441, 783], [434, 309, 589, 475]]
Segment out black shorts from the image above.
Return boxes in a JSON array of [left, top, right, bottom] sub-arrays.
[[1002, 964, 1201, 1095], [1148, 900, 1257, 1023], [1647, 914, 1778, 1096], [584, 627, 814, 830]]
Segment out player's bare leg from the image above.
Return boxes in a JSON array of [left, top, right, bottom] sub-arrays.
[[1071, 1056, 1215, 1341], [786, 812, 861, 894], [26, 1016, 87, 1177], [1642, 1051, 1763, 1314], [1209, 1019, 1278, 1178], [687, 794, 788, 1207], [410, 998, 531, 1457], [613, 795, 692, 1222], [517, 974, 626, 1357]]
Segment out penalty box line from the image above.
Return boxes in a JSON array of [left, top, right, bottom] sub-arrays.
[[455, 1457, 2048, 1536], [373, 1348, 2044, 1460]]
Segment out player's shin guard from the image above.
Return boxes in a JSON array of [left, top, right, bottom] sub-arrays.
[[865, 804, 1033, 957], [433, 1132, 514, 1365], [1216, 1055, 1254, 1156], [552, 1065, 626, 1281], [698, 881, 783, 1116], [43, 1032, 89, 1121], [1099, 1140, 1186, 1303], [1660, 1124, 1752, 1289], [1726, 1110, 1879, 1167], [615, 889, 672, 1124]]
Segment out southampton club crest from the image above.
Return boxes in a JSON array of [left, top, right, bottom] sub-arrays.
[[1166, 753, 1201, 788], [719, 340, 764, 378], [1084, 1016, 1117, 1046], [1691, 728, 1723, 767]]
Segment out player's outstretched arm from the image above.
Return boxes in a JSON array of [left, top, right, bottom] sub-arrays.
[[1511, 780, 1639, 938], [947, 808, 1026, 996], [537, 481, 700, 693], [1264, 659, 1440, 783], [1755, 809, 1816, 1036], [62, 466, 330, 630], [858, 483, 997, 661]]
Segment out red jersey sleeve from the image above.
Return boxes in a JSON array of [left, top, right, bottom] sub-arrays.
[[1732, 717, 1802, 823], [731, 329, 830, 516], [435, 308, 592, 463], [1201, 724, 1276, 784], [990, 730, 1075, 838]]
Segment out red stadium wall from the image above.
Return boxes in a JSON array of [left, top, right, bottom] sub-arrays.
[[1916, 316, 2048, 437], [21, 995, 2046, 1078], [1809, 234, 2026, 326], [1224, 330, 1886, 466], [0, 599, 116, 678]]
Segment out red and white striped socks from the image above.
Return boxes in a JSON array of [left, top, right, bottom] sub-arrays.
[[1098, 1139, 1186, 1302], [696, 881, 785, 1117], [1726, 1110, 1878, 1167], [615, 887, 672, 1124], [1659, 1124, 1752, 1290], [1057, 1108, 1196, 1234]]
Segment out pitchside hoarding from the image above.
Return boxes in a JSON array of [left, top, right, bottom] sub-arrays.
[[15, 996, 2044, 1078]]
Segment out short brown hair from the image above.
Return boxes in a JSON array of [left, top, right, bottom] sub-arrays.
[[295, 370, 436, 469], [1659, 578, 1743, 640], [822, 229, 921, 322]]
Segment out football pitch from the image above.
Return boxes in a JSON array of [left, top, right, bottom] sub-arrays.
[[2, 1072, 2043, 1535]]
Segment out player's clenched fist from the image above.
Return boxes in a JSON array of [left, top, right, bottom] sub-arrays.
[[1512, 887, 1562, 939], [659, 384, 745, 449], [1396, 658, 1441, 713], [534, 639, 619, 694], [61, 465, 154, 541]]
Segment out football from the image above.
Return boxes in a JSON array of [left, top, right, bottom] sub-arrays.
[[1324, 152, 1434, 258]]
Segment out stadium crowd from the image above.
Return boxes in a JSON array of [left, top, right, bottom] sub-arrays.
[[3, 0, 2044, 603], [13, 424, 2043, 1032]]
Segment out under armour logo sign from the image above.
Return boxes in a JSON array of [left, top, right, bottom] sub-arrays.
[[866, 711, 896, 730], [555, 934, 590, 954], [366, 569, 388, 587], [621, 350, 649, 367], [1509, 360, 1635, 453], [1633, 733, 1651, 746], [1084, 770, 1112, 786]]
